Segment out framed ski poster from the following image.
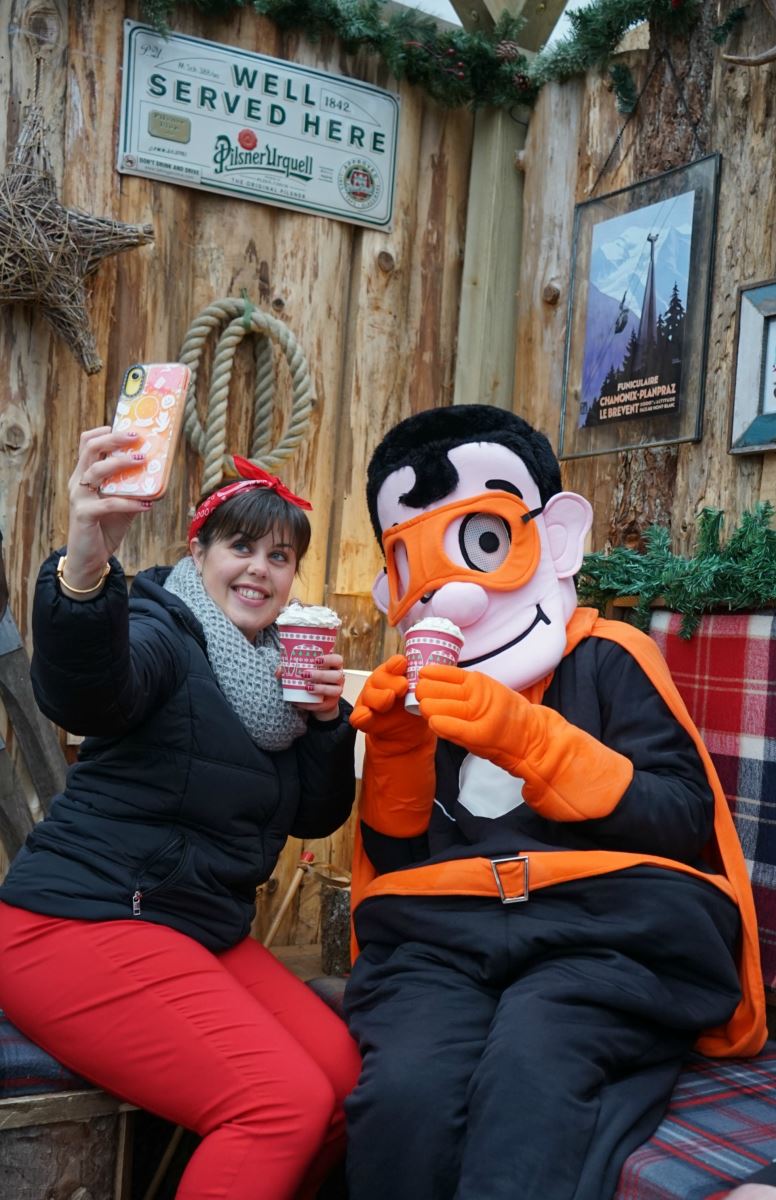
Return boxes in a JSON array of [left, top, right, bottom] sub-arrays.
[[559, 155, 720, 459]]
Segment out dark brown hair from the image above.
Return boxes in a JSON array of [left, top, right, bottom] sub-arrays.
[[366, 405, 562, 541], [195, 486, 311, 566]]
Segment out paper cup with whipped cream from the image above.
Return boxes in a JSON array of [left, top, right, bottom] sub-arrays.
[[404, 617, 464, 715], [276, 603, 342, 704]]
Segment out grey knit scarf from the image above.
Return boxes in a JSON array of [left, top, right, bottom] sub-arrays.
[[164, 556, 307, 751]]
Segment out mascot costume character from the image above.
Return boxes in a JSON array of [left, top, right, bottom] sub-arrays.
[[344, 405, 766, 1200]]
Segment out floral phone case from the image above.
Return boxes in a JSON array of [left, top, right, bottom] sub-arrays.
[[100, 363, 191, 499]]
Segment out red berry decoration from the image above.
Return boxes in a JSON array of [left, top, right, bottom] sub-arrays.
[[513, 73, 530, 90], [238, 129, 258, 151]]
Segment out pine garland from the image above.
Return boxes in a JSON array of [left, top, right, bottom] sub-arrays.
[[140, 0, 537, 109], [578, 504, 776, 638], [711, 4, 747, 44], [139, 0, 745, 112], [608, 62, 638, 111], [529, 0, 700, 89]]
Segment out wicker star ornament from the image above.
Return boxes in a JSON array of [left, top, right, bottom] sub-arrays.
[[0, 108, 154, 374]]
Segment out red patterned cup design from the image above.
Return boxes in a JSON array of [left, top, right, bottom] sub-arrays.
[[404, 628, 464, 713], [278, 625, 339, 704]]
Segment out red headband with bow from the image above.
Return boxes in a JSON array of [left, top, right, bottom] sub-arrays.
[[187, 455, 312, 542]]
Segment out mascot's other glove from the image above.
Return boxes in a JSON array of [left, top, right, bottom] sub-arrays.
[[351, 655, 432, 748], [415, 664, 633, 822], [351, 655, 437, 837]]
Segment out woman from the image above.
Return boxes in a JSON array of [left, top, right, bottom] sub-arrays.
[[0, 425, 360, 1200]]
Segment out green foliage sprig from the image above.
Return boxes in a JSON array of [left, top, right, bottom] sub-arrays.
[[529, 0, 700, 90], [712, 4, 748, 44], [578, 504, 776, 638], [608, 62, 638, 111], [139, 0, 727, 112]]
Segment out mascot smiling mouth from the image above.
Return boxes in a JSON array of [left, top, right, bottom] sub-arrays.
[[459, 605, 551, 668]]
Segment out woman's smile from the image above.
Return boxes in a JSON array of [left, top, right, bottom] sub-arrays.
[[191, 531, 297, 640]]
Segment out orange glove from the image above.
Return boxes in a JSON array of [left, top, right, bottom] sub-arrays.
[[351, 655, 437, 837], [415, 664, 633, 822]]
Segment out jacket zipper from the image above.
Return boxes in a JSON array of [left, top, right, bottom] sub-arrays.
[[131, 833, 184, 917]]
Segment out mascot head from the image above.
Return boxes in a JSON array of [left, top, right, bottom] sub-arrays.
[[368, 405, 592, 692]]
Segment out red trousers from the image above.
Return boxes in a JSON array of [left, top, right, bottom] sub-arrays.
[[0, 902, 361, 1200]]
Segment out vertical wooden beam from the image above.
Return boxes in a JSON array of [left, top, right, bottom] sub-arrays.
[[448, 0, 566, 410], [450, 0, 566, 53], [453, 107, 528, 409], [759, 456, 776, 510]]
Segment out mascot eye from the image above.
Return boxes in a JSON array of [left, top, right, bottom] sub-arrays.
[[459, 514, 511, 572]]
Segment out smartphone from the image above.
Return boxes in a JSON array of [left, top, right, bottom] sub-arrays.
[[100, 363, 191, 500]]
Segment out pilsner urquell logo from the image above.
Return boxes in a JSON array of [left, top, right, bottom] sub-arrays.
[[212, 134, 313, 181]]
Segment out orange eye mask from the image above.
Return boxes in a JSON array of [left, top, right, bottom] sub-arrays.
[[381, 491, 543, 625]]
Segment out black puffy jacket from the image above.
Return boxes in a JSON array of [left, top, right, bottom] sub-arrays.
[[0, 553, 356, 952]]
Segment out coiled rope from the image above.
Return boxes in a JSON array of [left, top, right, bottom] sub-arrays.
[[178, 297, 314, 495]]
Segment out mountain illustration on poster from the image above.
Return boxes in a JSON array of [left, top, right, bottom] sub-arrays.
[[578, 189, 694, 429]]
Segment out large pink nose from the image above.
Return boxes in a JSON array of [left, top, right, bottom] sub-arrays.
[[429, 582, 489, 628]]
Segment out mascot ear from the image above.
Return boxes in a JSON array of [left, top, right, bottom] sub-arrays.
[[542, 492, 593, 578], [372, 568, 391, 615]]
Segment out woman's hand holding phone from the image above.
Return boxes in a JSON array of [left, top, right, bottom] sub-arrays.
[[64, 426, 156, 590], [63, 363, 190, 593]]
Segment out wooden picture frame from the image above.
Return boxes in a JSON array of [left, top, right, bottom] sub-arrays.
[[729, 278, 776, 455], [559, 155, 720, 459]]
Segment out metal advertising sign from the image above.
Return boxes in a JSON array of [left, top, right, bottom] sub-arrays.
[[118, 21, 400, 230]]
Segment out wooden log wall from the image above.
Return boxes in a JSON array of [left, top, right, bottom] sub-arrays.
[[0, 0, 473, 937], [515, 1, 776, 556], [6, 0, 772, 946]]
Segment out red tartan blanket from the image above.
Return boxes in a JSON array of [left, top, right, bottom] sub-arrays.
[[649, 610, 776, 991], [615, 1048, 776, 1200]]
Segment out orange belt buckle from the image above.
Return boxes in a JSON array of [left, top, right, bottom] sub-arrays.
[[490, 855, 529, 903]]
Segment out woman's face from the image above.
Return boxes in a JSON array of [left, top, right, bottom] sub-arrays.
[[190, 529, 297, 641]]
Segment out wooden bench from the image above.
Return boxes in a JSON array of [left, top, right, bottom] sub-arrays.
[[0, 1029, 134, 1200], [613, 610, 776, 1199]]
